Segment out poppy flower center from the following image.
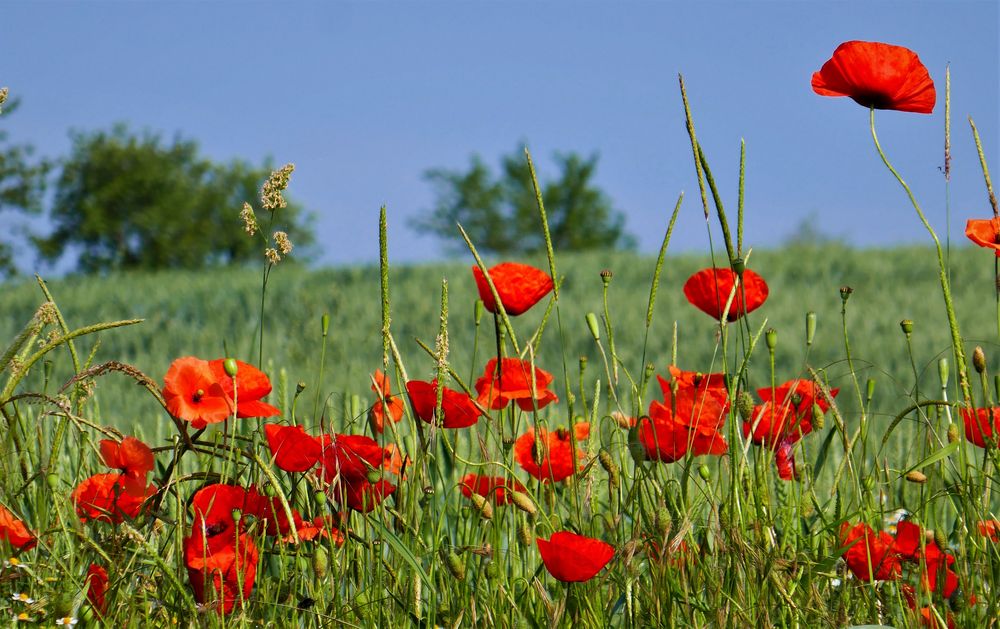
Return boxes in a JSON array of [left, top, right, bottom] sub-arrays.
[[193, 388, 205, 402], [850, 90, 893, 110]]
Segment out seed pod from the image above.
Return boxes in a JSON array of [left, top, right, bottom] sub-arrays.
[[517, 522, 534, 547], [223, 358, 239, 378], [600, 269, 613, 286], [441, 550, 465, 582], [509, 491, 537, 517], [598, 449, 620, 488], [736, 391, 756, 422], [839, 286, 853, 302], [765, 328, 777, 351], [731, 258, 746, 276], [812, 403, 825, 430], [905, 470, 927, 484], [313, 545, 329, 579], [974, 346, 987, 374], [296, 381, 307, 395], [899, 319, 914, 337], [469, 493, 493, 520]]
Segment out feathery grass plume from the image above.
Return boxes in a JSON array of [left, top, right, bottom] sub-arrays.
[[261, 163, 295, 211], [273, 231, 293, 255], [264, 247, 281, 264], [240, 202, 258, 236]]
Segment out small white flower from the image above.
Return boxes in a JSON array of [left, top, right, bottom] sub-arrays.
[[3, 557, 25, 570], [13, 612, 32, 623], [56, 617, 78, 626], [11, 592, 34, 604]]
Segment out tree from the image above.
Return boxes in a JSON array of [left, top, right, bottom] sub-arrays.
[[34, 124, 314, 273], [0, 93, 50, 277], [411, 148, 635, 255]]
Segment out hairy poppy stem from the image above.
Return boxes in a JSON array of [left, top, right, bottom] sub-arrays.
[[869, 108, 973, 409]]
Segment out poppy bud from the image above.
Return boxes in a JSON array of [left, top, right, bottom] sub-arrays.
[[484, 560, 498, 580], [698, 464, 711, 481], [805, 311, 816, 346], [905, 470, 927, 484], [839, 286, 853, 302], [321, 313, 330, 336], [899, 319, 914, 337], [812, 403, 825, 430], [598, 449, 620, 486], [517, 522, 534, 547], [939, 358, 950, 388], [469, 493, 493, 520], [765, 328, 777, 351], [313, 545, 329, 579], [600, 269, 613, 286], [223, 358, 239, 378], [297, 554, 310, 573], [314, 491, 327, 505], [948, 423, 960, 443], [501, 490, 531, 517], [578, 356, 587, 373], [474, 299, 484, 326], [628, 423, 646, 464], [866, 378, 876, 403], [366, 469, 382, 484], [862, 476, 875, 491], [586, 312, 601, 341], [296, 381, 307, 395], [441, 550, 465, 582], [47, 473, 60, 490], [736, 392, 755, 422], [974, 346, 987, 374]]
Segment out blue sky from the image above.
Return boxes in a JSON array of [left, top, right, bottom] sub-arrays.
[[2, 1, 997, 269]]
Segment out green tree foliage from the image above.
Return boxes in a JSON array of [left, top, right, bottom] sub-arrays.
[[0, 94, 50, 277], [412, 148, 635, 255], [34, 125, 313, 273]]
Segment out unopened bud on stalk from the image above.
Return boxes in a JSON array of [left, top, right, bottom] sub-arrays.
[[866, 379, 876, 403], [899, 319, 914, 338], [812, 403, 825, 430], [598, 449, 620, 488], [296, 381, 307, 395], [313, 545, 330, 578], [469, 493, 493, 520], [509, 491, 536, 517], [441, 550, 465, 581], [939, 358, 950, 388], [947, 423, 960, 443], [586, 312, 601, 341], [736, 392, 756, 422], [579, 356, 588, 373], [366, 469, 382, 484], [600, 269, 613, 286], [474, 299, 484, 326], [765, 328, 777, 351], [517, 522, 534, 547], [974, 346, 987, 374], [698, 464, 711, 482], [321, 313, 330, 337], [806, 311, 816, 346], [905, 470, 927, 484], [839, 286, 853, 302], [223, 358, 239, 378]]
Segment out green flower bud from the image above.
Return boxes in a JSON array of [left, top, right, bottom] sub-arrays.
[[905, 470, 927, 484], [474, 299, 484, 326], [698, 464, 711, 481], [899, 319, 914, 337], [509, 491, 537, 517], [517, 522, 534, 547], [805, 311, 816, 346], [812, 403, 825, 430], [586, 312, 601, 341], [313, 545, 329, 579], [442, 550, 465, 581], [736, 391, 756, 422], [469, 493, 493, 520], [974, 346, 987, 374], [321, 313, 330, 336], [765, 328, 777, 351], [223, 358, 239, 378], [939, 358, 950, 388], [598, 449, 620, 488]]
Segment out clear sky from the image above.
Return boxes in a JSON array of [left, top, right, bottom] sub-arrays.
[[2, 1, 997, 269]]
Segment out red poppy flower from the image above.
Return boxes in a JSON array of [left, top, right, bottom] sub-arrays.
[[0, 505, 35, 550], [99, 436, 155, 497], [893, 520, 958, 599], [382, 444, 410, 478], [71, 473, 155, 523], [683, 268, 769, 321], [264, 424, 323, 472], [406, 380, 483, 428], [163, 357, 233, 428], [636, 410, 728, 464], [185, 527, 258, 614], [285, 515, 346, 545], [918, 607, 955, 629], [209, 359, 280, 419], [514, 423, 589, 482], [962, 407, 1000, 448], [339, 478, 396, 513], [86, 564, 108, 617], [459, 474, 527, 506], [966, 217, 1000, 256], [369, 370, 405, 433], [472, 262, 554, 316], [839, 521, 900, 581], [475, 357, 558, 411], [319, 434, 386, 482], [812, 40, 936, 114], [978, 519, 1000, 542], [536, 531, 615, 583], [656, 367, 730, 434]]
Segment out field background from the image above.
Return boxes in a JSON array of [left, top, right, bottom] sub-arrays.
[[4, 242, 998, 479]]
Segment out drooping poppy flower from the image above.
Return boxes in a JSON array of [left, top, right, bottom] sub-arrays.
[[683, 268, 769, 321], [472, 262, 554, 316], [977, 519, 1000, 542], [85, 564, 108, 617], [71, 474, 155, 524], [368, 370, 405, 433], [459, 474, 527, 506], [264, 424, 323, 473], [162, 357, 232, 428], [99, 436, 155, 497], [965, 217, 1000, 257], [811, 40, 936, 114], [475, 357, 558, 411], [962, 406, 1000, 448], [185, 526, 258, 614], [839, 521, 900, 581], [536, 531, 615, 583], [514, 423, 589, 482], [208, 359, 281, 419], [406, 379, 483, 428], [0, 505, 35, 550], [644, 535, 692, 567], [893, 521, 959, 599]]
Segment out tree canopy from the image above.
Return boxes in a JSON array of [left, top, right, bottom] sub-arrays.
[[411, 148, 635, 255], [34, 125, 313, 273], [0, 94, 50, 277]]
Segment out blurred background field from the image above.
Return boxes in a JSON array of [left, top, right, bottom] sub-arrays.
[[5, 242, 999, 487]]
